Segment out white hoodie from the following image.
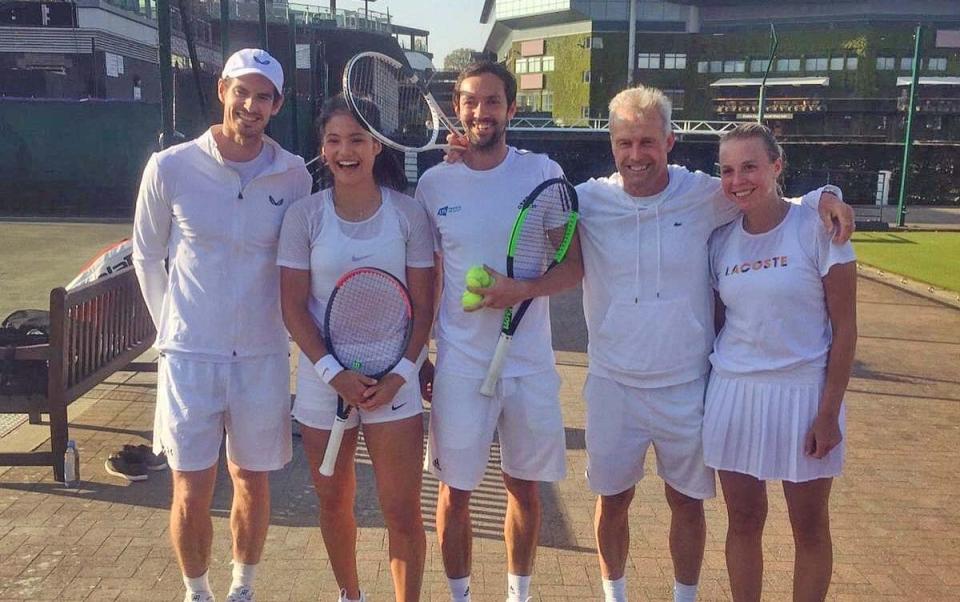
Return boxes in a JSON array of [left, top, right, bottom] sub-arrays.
[[576, 165, 827, 389], [133, 128, 313, 360]]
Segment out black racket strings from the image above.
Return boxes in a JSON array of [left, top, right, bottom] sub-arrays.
[[327, 273, 410, 378], [512, 182, 574, 280], [348, 55, 435, 149]]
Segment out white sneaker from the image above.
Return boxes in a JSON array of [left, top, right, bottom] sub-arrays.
[[226, 586, 254, 601], [185, 592, 215, 602], [338, 589, 366, 602]]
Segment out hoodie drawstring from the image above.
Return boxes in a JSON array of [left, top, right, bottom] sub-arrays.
[[654, 203, 662, 298]]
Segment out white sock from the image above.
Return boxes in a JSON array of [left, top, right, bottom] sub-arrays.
[[448, 575, 471, 600], [183, 571, 211, 594], [602, 576, 627, 602], [674, 580, 698, 602], [339, 589, 364, 602], [507, 573, 530, 600], [229, 561, 256, 592]]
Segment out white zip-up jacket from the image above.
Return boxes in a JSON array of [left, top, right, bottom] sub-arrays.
[[577, 165, 827, 389], [133, 128, 313, 360]]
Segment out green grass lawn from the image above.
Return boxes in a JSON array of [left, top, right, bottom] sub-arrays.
[[852, 231, 960, 292]]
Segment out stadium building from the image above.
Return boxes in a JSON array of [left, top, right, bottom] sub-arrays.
[[480, 0, 960, 141]]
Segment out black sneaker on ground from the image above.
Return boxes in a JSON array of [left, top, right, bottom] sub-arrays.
[[104, 450, 149, 481], [122, 444, 168, 471]]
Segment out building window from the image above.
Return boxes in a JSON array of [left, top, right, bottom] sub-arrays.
[[876, 56, 895, 70], [541, 56, 555, 72], [664, 89, 684, 111], [777, 58, 800, 72], [583, 70, 591, 83], [542, 90, 553, 111], [830, 57, 845, 71], [664, 53, 686, 69], [637, 53, 660, 69], [515, 58, 528, 74], [581, 106, 591, 118], [528, 57, 541, 72], [697, 61, 708, 73], [805, 57, 828, 72], [846, 57, 858, 70], [927, 57, 947, 71], [710, 60, 722, 73], [723, 60, 745, 73], [750, 59, 770, 72], [592, 36, 604, 49], [900, 57, 915, 71], [517, 92, 540, 111]]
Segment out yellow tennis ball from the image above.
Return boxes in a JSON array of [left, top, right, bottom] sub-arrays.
[[465, 265, 492, 289], [461, 290, 484, 310]]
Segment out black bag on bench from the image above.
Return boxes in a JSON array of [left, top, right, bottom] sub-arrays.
[[0, 309, 50, 396]]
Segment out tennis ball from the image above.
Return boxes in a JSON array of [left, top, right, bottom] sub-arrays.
[[461, 290, 484, 310], [465, 265, 493, 289]]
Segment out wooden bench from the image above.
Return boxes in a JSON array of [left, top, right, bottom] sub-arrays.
[[0, 268, 156, 481]]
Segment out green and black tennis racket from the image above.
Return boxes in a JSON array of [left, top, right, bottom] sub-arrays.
[[479, 177, 579, 396]]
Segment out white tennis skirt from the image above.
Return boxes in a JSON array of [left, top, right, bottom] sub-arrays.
[[703, 371, 845, 483]]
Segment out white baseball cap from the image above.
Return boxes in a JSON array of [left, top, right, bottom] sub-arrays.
[[221, 48, 284, 94]]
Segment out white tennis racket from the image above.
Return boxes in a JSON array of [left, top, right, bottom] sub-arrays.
[[342, 51, 461, 153]]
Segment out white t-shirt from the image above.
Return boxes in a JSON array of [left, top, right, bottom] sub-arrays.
[[416, 147, 564, 378], [224, 143, 275, 189], [276, 187, 434, 329], [708, 203, 856, 378]]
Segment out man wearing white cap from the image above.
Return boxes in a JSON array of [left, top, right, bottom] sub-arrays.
[[133, 48, 312, 602]]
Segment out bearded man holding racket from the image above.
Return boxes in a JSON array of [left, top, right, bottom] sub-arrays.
[[575, 86, 854, 602], [133, 49, 312, 602], [415, 61, 583, 602]]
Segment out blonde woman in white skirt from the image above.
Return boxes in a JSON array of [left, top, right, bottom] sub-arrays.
[[704, 123, 857, 602]]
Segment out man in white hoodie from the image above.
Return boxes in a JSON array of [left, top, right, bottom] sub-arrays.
[[132, 49, 312, 602], [575, 86, 853, 602]]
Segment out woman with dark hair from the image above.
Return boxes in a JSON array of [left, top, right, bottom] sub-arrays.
[[277, 94, 434, 602], [705, 123, 857, 602]]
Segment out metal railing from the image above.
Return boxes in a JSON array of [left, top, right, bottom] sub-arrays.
[[509, 117, 747, 136], [196, 0, 392, 30]]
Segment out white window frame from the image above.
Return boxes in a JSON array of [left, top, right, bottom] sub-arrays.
[[637, 53, 660, 69], [541, 56, 555, 72], [515, 58, 528, 74], [830, 57, 845, 71], [664, 53, 686, 69], [876, 56, 895, 70]]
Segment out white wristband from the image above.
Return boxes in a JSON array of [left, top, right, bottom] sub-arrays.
[[389, 358, 417, 385], [314, 354, 344, 384]]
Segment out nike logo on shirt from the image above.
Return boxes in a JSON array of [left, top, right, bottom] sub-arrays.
[[351, 253, 374, 262], [391, 401, 407, 411]]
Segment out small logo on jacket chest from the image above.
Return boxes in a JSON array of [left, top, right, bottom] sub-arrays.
[[268, 195, 283, 206]]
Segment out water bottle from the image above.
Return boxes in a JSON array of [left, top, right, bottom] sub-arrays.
[[63, 440, 80, 488]]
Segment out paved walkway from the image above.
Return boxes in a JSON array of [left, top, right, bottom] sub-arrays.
[[1, 223, 958, 601]]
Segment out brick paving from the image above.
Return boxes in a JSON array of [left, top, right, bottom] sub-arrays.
[[1, 222, 958, 600]]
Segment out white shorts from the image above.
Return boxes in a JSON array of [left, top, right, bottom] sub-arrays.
[[292, 351, 423, 429], [425, 368, 566, 491], [153, 353, 293, 472], [703, 371, 845, 482], [584, 374, 716, 500]]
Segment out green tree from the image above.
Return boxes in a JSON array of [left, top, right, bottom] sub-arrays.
[[444, 48, 477, 71]]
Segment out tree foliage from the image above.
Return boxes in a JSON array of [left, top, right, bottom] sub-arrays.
[[444, 48, 477, 71]]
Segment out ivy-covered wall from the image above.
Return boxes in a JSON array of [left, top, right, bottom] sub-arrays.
[[509, 22, 960, 138]]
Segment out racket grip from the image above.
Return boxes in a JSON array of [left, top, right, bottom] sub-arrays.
[[480, 334, 513, 397], [318, 416, 349, 477]]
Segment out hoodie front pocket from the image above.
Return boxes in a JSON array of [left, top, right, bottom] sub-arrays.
[[593, 298, 707, 377]]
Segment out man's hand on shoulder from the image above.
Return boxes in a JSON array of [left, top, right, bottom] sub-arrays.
[[818, 191, 855, 243]]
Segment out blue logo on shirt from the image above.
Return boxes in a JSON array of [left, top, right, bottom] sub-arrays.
[[269, 195, 283, 206], [437, 205, 461, 216]]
